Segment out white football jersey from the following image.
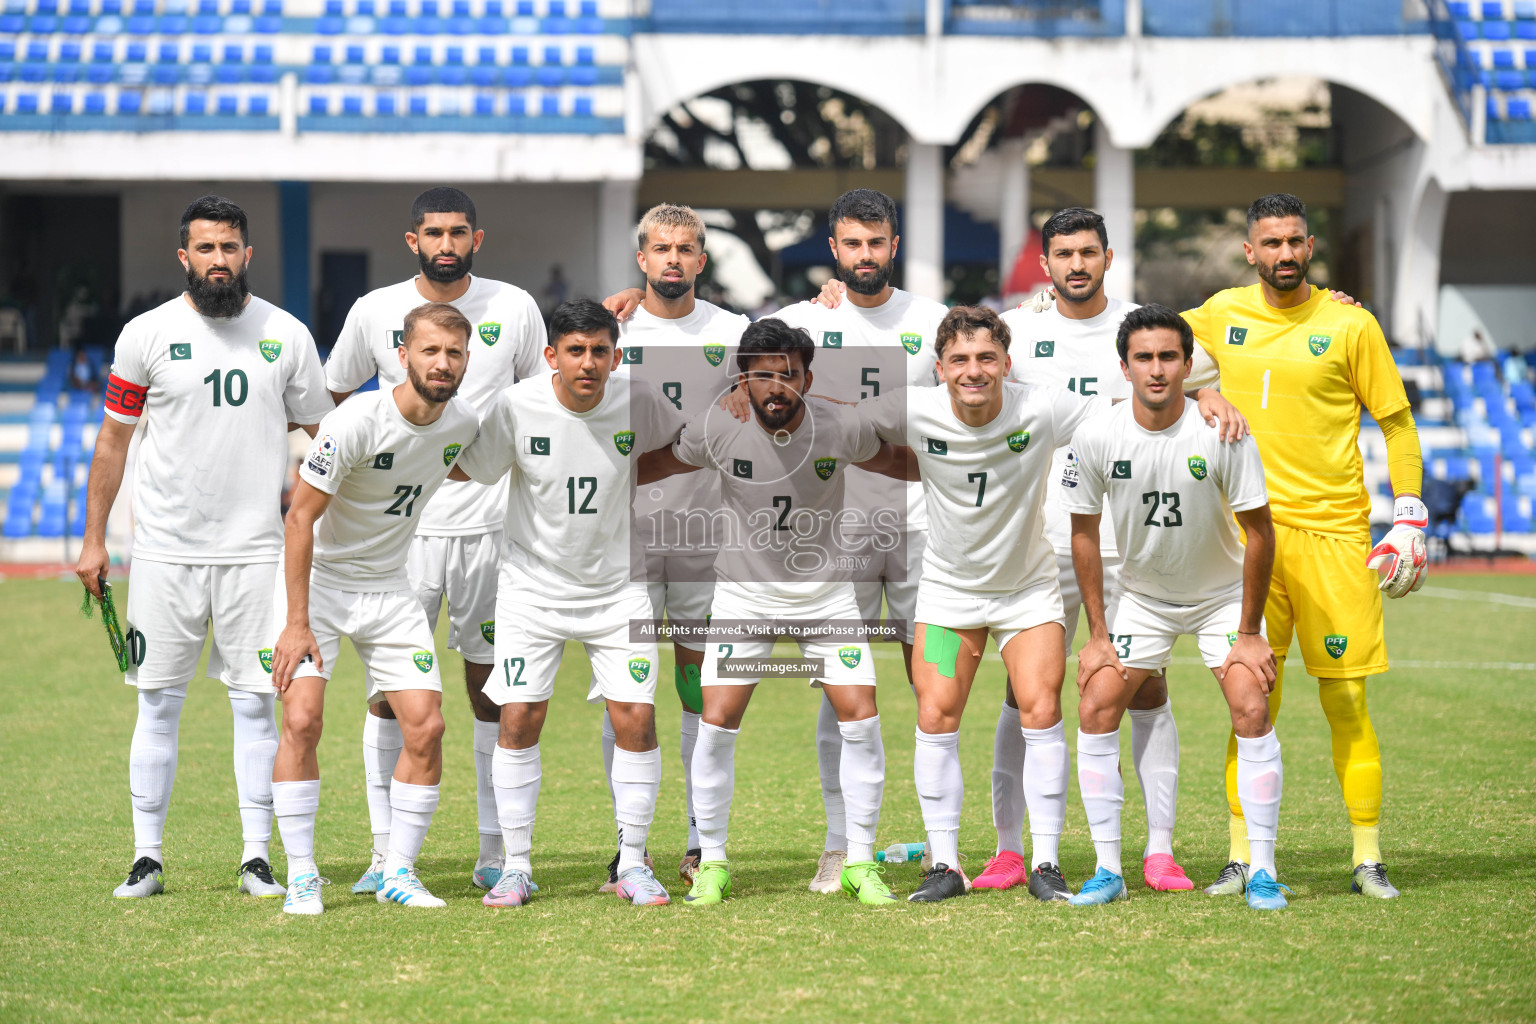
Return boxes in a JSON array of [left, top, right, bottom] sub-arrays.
[[456, 374, 686, 606], [673, 396, 884, 602], [862, 381, 1095, 595], [298, 388, 479, 593], [1060, 399, 1268, 605], [324, 275, 546, 537], [104, 294, 332, 565], [1002, 297, 1221, 558], [774, 289, 944, 534], [618, 299, 747, 544]]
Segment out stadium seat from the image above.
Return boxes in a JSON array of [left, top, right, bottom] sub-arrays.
[[1510, 97, 1533, 117], [217, 92, 237, 113], [1495, 48, 1516, 67], [1485, 19, 1512, 37], [474, 91, 492, 114], [184, 90, 206, 113], [248, 92, 269, 113], [308, 93, 327, 113], [1519, 20, 1536, 37], [375, 92, 395, 114], [540, 92, 557, 115], [84, 91, 105, 112], [409, 93, 426, 113], [116, 89, 140, 113]]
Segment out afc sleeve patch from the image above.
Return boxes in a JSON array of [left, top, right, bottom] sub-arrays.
[[104, 373, 148, 418]]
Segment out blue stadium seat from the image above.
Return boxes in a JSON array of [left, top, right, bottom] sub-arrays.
[[50, 90, 70, 112], [573, 93, 591, 115], [117, 89, 141, 113], [217, 92, 237, 113], [1462, 492, 1496, 532], [511, 44, 528, 63], [375, 92, 394, 113], [382, 45, 400, 62], [474, 91, 492, 114], [516, 0, 532, 13], [1516, 0, 1535, 16], [1497, 70, 1525, 89], [1495, 48, 1516, 67], [1484, 0, 1506, 16], [1485, 19, 1512, 37], [408, 93, 427, 113], [185, 90, 207, 113], [84, 90, 105, 112], [308, 94, 327, 114], [3, 512, 32, 539], [506, 90, 525, 114], [503, 65, 531, 85], [540, 92, 557, 115], [1519, 20, 1536, 37], [1509, 97, 1532, 117], [1460, 20, 1480, 39], [126, 41, 146, 62], [92, 41, 114, 63], [16, 93, 39, 113], [471, 63, 496, 85], [343, 92, 362, 113], [249, 92, 268, 113]]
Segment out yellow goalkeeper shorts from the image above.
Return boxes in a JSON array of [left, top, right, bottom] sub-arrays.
[[1265, 523, 1389, 679]]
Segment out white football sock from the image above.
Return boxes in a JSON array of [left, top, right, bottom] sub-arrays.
[[1236, 729, 1283, 878], [1077, 728, 1124, 877], [228, 688, 278, 864], [492, 744, 541, 877], [612, 746, 662, 874], [913, 728, 962, 869], [990, 700, 1028, 857], [1022, 721, 1069, 869], [600, 708, 617, 810], [692, 722, 738, 864], [838, 715, 885, 864], [472, 719, 503, 867], [129, 683, 185, 862], [679, 711, 701, 850], [817, 695, 847, 852], [384, 780, 439, 875], [362, 712, 403, 853], [1129, 699, 1179, 859], [273, 778, 321, 882]]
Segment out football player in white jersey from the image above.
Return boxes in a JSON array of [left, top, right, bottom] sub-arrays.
[[1063, 304, 1287, 911], [454, 300, 687, 909], [638, 319, 910, 907], [268, 302, 480, 914], [604, 203, 747, 891], [323, 188, 546, 895], [976, 208, 1238, 896], [861, 305, 1098, 903], [77, 196, 333, 901]]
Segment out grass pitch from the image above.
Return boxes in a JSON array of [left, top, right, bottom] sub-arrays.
[[1, 573, 1534, 1023]]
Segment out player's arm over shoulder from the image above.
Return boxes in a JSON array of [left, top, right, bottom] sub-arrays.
[[454, 388, 519, 485], [857, 386, 911, 446]]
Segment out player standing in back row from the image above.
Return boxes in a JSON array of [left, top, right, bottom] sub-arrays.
[[324, 187, 546, 895], [77, 195, 333, 900], [1183, 193, 1426, 899]]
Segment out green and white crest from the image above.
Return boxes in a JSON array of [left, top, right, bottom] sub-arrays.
[[703, 344, 725, 367], [258, 339, 282, 363], [900, 332, 922, 356], [814, 457, 837, 481], [628, 657, 652, 683], [1308, 333, 1332, 356], [1324, 634, 1348, 659], [478, 321, 501, 346], [1226, 632, 1238, 647], [480, 620, 495, 645], [613, 430, 635, 456], [838, 645, 862, 669], [413, 650, 435, 672], [1008, 430, 1029, 453], [1188, 455, 1208, 481], [442, 442, 462, 466], [258, 648, 274, 673]]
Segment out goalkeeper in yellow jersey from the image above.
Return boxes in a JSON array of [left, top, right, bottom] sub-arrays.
[[1182, 193, 1426, 900]]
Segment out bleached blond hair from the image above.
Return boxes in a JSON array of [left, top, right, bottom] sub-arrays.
[[637, 203, 706, 250]]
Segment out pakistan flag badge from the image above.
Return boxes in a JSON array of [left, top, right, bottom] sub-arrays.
[[1008, 430, 1030, 453], [629, 657, 652, 683], [703, 343, 725, 367], [478, 322, 501, 346], [901, 332, 922, 355], [480, 620, 495, 645], [259, 339, 282, 363], [413, 650, 435, 672], [613, 430, 635, 456], [1308, 333, 1332, 356], [838, 646, 862, 669], [1226, 326, 1249, 346], [442, 442, 462, 466], [259, 648, 274, 673], [1188, 455, 1208, 481], [814, 457, 837, 481], [1324, 634, 1348, 659]]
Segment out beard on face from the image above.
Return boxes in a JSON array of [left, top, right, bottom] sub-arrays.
[[836, 255, 894, 296], [1257, 252, 1309, 293], [407, 360, 460, 403], [1052, 268, 1103, 304], [649, 271, 692, 301], [418, 246, 473, 284], [749, 384, 802, 430], [185, 262, 249, 318]]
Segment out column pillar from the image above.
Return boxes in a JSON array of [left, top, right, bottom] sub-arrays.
[[1093, 118, 1135, 301], [998, 138, 1030, 297], [596, 178, 639, 300], [278, 180, 310, 327], [904, 141, 945, 302]]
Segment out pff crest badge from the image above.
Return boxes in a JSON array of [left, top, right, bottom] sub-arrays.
[[901, 332, 922, 355], [259, 648, 274, 673], [1324, 634, 1348, 659], [1008, 430, 1029, 453], [1308, 333, 1332, 356], [814, 456, 837, 481], [412, 650, 435, 672], [1187, 455, 1208, 481], [442, 442, 463, 466], [613, 430, 635, 456], [628, 657, 652, 683], [1226, 632, 1239, 647], [703, 343, 725, 367], [478, 321, 501, 346], [259, 339, 282, 363], [838, 646, 862, 669], [480, 620, 495, 645]]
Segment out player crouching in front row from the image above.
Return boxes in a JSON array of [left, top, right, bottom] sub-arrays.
[[267, 302, 480, 915], [1065, 304, 1288, 911]]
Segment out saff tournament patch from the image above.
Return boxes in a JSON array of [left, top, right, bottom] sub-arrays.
[[307, 435, 338, 476]]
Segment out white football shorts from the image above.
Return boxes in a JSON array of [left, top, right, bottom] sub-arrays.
[[914, 574, 1065, 654], [1109, 585, 1258, 673], [124, 557, 277, 693], [489, 582, 660, 707], [1056, 550, 1123, 654], [854, 527, 926, 645], [701, 581, 876, 689], [407, 529, 501, 665]]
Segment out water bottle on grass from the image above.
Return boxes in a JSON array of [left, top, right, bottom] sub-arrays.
[[875, 842, 926, 863]]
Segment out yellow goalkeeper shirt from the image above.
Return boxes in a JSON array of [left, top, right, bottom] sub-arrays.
[[1183, 284, 1410, 542]]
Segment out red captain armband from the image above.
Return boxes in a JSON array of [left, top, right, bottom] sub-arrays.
[[105, 373, 148, 418]]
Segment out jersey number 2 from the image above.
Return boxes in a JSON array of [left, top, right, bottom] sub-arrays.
[[1141, 490, 1183, 527], [386, 484, 422, 516]]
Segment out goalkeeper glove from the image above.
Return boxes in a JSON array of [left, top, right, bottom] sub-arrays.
[[1367, 495, 1428, 599]]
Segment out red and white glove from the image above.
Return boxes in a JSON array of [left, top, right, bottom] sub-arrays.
[[1367, 495, 1428, 599]]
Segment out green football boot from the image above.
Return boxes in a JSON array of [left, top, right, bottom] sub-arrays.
[[840, 860, 899, 906], [683, 861, 731, 906]]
